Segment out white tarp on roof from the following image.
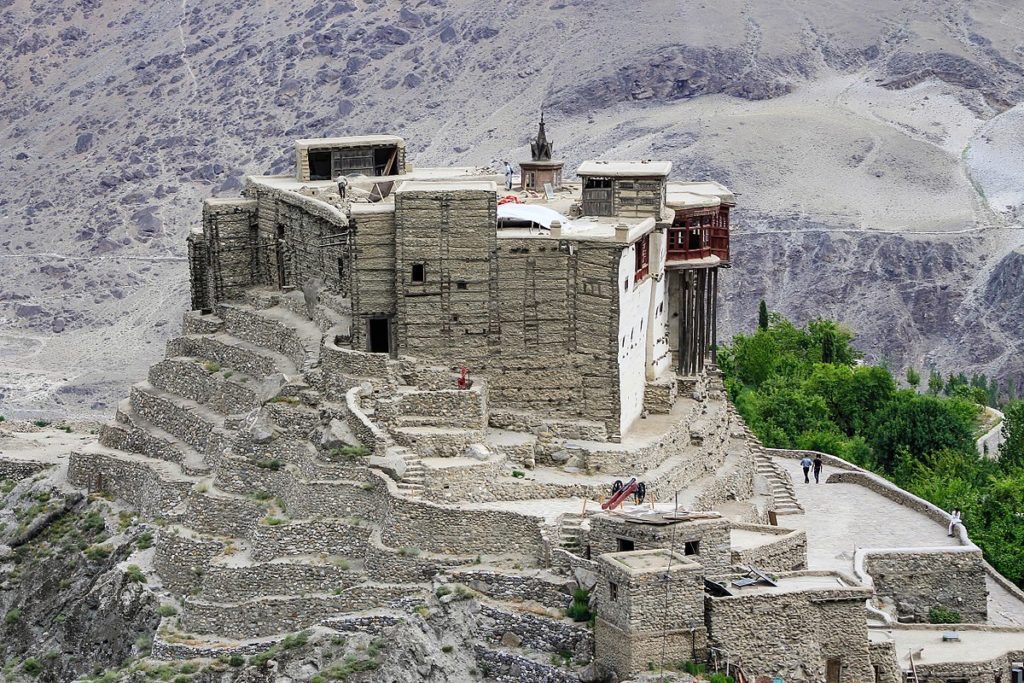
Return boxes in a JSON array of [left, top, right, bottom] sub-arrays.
[[497, 203, 568, 229]]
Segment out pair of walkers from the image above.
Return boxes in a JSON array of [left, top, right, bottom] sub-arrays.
[[800, 455, 823, 484]]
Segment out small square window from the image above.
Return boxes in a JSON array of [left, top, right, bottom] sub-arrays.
[[684, 540, 700, 556], [456, 281, 467, 290], [609, 581, 618, 600], [617, 538, 634, 552], [411, 263, 425, 283]]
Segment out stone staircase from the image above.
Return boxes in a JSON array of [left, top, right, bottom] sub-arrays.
[[557, 513, 584, 553], [393, 447, 426, 495], [754, 449, 803, 515]]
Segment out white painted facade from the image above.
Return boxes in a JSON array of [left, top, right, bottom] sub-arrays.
[[617, 231, 671, 435]]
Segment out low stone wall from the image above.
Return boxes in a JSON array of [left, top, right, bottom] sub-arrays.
[[166, 334, 280, 379], [451, 570, 571, 610], [148, 358, 260, 415], [101, 414, 185, 467], [890, 625, 1024, 682], [477, 604, 593, 662], [378, 386, 486, 429], [153, 531, 225, 594], [693, 446, 755, 511], [346, 385, 389, 455], [180, 584, 413, 638], [152, 637, 276, 660], [217, 302, 313, 371], [279, 479, 375, 520], [489, 410, 608, 443], [371, 472, 547, 561], [365, 531, 471, 583], [730, 523, 807, 572], [183, 489, 262, 539], [130, 385, 218, 454], [472, 645, 580, 683], [68, 449, 192, 519], [250, 519, 371, 561], [201, 561, 357, 603], [0, 458, 53, 482], [861, 548, 988, 623]]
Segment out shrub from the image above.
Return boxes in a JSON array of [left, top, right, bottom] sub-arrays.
[[125, 564, 147, 583], [255, 458, 283, 471], [5, 609, 21, 624], [202, 361, 220, 374], [399, 546, 420, 557], [511, 470, 525, 478], [441, 645, 453, 653], [435, 586, 451, 598], [227, 655, 244, 667], [84, 544, 112, 561], [157, 604, 178, 617], [328, 445, 370, 461], [21, 658, 41, 676], [280, 631, 310, 649], [928, 605, 962, 624], [264, 516, 285, 526], [566, 588, 591, 622], [682, 660, 706, 676], [33, 419, 51, 428], [708, 673, 734, 683]]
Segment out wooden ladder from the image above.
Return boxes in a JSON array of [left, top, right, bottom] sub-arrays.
[[906, 648, 921, 683]]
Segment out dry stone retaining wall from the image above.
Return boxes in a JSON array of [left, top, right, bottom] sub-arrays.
[[862, 548, 988, 623], [477, 604, 593, 662], [729, 523, 807, 572]]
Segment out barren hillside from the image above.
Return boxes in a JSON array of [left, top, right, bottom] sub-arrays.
[[1, 0, 1023, 417]]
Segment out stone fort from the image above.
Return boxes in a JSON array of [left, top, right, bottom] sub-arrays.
[[21, 123, 1022, 681]]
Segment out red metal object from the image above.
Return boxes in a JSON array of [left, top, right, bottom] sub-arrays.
[[497, 195, 522, 206], [457, 367, 469, 389], [602, 478, 638, 510]]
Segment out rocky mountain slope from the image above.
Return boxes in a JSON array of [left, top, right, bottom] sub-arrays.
[[1, 0, 1023, 417]]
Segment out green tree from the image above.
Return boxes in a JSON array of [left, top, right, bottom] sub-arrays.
[[731, 331, 778, 388], [906, 367, 921, 390], [868, 392, 977, 472], [758, 299, 769, 331], [1001, 401, 1024, 469], [928, 369, 944, 396]]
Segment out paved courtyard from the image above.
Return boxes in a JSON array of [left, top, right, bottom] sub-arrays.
[[775, 456, 1024, 626]]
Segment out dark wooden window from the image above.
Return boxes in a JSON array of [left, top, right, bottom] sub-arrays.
[[582, 177, 614, 216], [308, 150, 332, 180], [617, 538, 634, 552], [411, 263, 425, 283], [634, 234, 650, 283], [684, 540, 700, 555]]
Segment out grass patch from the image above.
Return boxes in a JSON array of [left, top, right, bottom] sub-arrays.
[[32, 419, 51, 428], [929, 605, 962, 624], [5, 609, 21, 625], [255, 459, 283, 471], [157, 604, 178, 617], [124, 564, 147, 583], [566, 587, 591, 622], [398, 546, 420, 557], [202, 361, 221, 374], [136, 531, 154, 550], [328, 445, 371, 461]]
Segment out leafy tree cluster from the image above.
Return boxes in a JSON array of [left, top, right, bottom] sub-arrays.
[[719, 308, 1024, 586]]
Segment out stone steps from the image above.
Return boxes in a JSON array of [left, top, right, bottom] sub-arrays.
[[753, 451, 804, 515], [557, 514, 584, 551]]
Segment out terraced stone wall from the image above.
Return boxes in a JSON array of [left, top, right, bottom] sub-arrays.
[[477, 603, 593, 662], [68, 450, 191, 519], [450, 570, 571, 610], [250, 519, 372, 562]]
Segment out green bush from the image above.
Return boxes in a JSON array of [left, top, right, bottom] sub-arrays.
[[5, 609, 21, 624], [682, 660, 706, 676], [157, 604, 178, 617], [136, 531, 155, 550], [21, 658, 42, 676], [511, 470, 525, 478], [928, 605, 962, 624], [125, 565, 147, 583], [228, 655, 244, 667], [202, 361, 220, 374], [255, 459, 283, 471], [708, 673, 734, 683], [566, 588, 591, 622]]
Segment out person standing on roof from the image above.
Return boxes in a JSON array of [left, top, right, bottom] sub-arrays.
[[800, 455, 812, 484], [504, 161, 514, 191], [813, 454, 823, 483]]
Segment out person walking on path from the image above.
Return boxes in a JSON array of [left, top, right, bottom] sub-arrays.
[[800, 455, 812, 483], [504, 161, 514, 190], [813, 455, 823, 483], [948, 508, 962, 537]]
